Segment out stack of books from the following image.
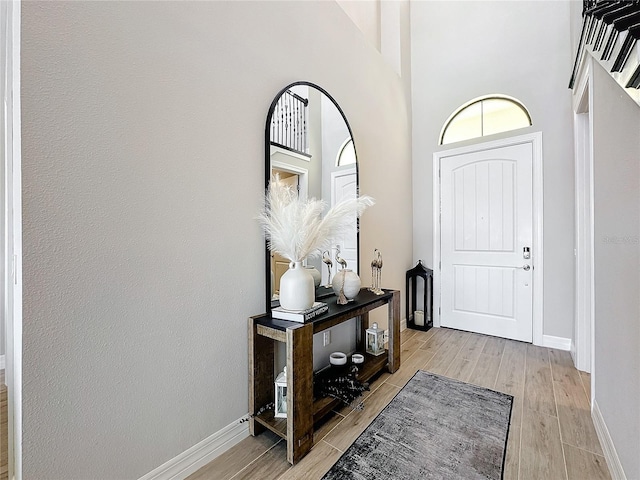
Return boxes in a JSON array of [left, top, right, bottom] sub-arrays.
[[271, 302, 329, 322]]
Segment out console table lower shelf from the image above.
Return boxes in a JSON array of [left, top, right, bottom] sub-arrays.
[[248, 289, 400, 465]]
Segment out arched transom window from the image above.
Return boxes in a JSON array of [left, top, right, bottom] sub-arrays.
[[336, 138, 356, 166], [440, 95, 532, 145]]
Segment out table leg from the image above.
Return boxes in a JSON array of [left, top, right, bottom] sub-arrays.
[[248, 318, 274, 436], [388, 290, 401, 373], [356, 312, 371, 353], [286, 323, 314, 464]]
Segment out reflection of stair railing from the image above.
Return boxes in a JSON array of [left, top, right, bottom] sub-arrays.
[[570, 1, 640, 98], [270, 90, 311, 157]]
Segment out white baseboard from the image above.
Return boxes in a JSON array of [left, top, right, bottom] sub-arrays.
[[541, 335, 572, 351], [0, 355, 5, 369], [592, 400, 626, 480], [570, 342, 577, 366], [139, 416, 249, 480]]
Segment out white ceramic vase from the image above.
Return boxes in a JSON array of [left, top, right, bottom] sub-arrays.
[[279, 261, 315, 311], [332, 269, 362, 300]]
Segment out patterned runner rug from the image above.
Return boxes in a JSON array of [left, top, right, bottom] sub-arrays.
[[323, 370, 513, 480]]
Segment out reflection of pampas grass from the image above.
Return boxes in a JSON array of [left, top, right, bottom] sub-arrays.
[[257, 176, 374, 263]]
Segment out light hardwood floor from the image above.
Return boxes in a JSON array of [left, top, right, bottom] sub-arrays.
[[1, 369, 7, 480], [189, 328, 609, 480]]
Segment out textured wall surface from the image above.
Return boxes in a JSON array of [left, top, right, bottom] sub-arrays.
[[20, 2, 412, 478], [592, 63, 640, 480], [411, 1, 575, 339]]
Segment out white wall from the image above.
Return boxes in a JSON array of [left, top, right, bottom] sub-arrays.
[[592, 63, 640, 480], [569, 0, 583, 61], [336, 0, 380, 52], [411, 1, 575, 339], [20, 1, 412, 478], [337, 0, 412, 119]]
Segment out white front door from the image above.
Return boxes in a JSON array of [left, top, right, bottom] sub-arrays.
[[440, 143, 533, 342]]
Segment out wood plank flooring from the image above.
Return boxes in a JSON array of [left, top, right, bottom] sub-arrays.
[[1, 369, 7, 480], [189, 328, 610, 480]]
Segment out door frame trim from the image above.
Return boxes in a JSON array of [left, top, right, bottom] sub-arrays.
[[572, 57, 595, 378], [271, 158, 309, 202], [432, 131, 544, 345], [2, 1, 23, 478]]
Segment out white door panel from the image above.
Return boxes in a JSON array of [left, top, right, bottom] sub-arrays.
[[453, 265, 514, 318], [441, 144, 533, 342], [331, 168, 358, 275]]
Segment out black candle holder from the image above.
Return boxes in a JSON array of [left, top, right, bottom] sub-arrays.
[[406, 260, 433, 331]]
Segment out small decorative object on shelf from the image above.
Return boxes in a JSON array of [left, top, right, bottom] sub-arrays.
[[329, 352, 347, 366], [316, 364, 370, 411], [274, 367, 288, 418], [332, 269, 361, 305], [352, 353, 364, 364], [271, 302, 328, 322], [369, 249, 384, 295], [366, 322, 385, 356]]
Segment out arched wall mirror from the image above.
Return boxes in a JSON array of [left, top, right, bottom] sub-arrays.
[[264, 82, 359, 310]]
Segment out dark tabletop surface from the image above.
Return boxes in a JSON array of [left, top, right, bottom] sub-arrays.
[[255, 288, 395, 331]]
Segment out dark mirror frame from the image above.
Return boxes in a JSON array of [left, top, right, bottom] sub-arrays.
[[264, 81, 360, 312]]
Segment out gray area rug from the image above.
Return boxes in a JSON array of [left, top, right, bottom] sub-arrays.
[[323, 370, 513, 480]]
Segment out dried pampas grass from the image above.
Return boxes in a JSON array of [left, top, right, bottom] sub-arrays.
[[257, 176, 374, 263]]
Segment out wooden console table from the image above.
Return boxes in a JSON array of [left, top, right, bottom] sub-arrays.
[[248, 288, 400, 465]]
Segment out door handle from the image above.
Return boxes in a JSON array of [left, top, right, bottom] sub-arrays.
[[516, 264, 531, 271]]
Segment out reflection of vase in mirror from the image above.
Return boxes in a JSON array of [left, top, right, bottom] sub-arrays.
[[265, 82, 360, 309], [305, 265, 321, 288]]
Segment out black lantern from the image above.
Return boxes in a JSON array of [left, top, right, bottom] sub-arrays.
[[406, 260, 433, 331]]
